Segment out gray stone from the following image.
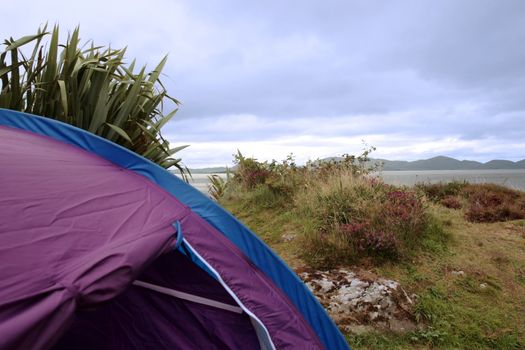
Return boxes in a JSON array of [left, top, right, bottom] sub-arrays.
[[299, 268, 417, 334], [281, 233, 296, 242], [451, 270, 466, 277]]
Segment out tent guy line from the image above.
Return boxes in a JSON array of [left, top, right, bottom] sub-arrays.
[[132, 280, 244, 314]]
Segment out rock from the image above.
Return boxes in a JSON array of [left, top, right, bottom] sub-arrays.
[[299, 268, 417, 334], [317, 278, 335, 293], [380, 299, 390, 309], [451, 270, 465, 277], [281, 233, 296, 242], [389, 319, 419, 333], [479, 283, 487, 289], [350, 279, 369, 288], [345, 324, 375, 335]]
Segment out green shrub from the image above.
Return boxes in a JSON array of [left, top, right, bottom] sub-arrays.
[[416, 181, 467, 202], [0, 25, 188, 176], [232, 150, 272, 189]]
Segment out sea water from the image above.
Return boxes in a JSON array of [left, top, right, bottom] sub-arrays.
[[178, 170, 525, 193]]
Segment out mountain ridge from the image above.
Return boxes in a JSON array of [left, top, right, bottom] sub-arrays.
[[188, 156, 525, 173], [373, 156, 525, 171]]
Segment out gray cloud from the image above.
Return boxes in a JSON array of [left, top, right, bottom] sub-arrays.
[[1, 0, 524, 166]]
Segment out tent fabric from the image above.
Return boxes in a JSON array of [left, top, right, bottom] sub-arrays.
[[52, 250, 262, 350], [176, 212, 322, 348], [0, 108, 350, 350], [0, 124, 321, 349], [0, 126, 186, 349], [0, 123, 321, 349]]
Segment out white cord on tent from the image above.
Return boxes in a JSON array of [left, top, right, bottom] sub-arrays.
[[132, 280, 244, 314]]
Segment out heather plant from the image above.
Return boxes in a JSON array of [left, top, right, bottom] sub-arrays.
[[440, 196, 462, 209], [340, 221, 398, 259], [382, 190, 426, 242], [464, 184, 525, 222], [296, 171, 432, 267], [417, 182, 525, 222]]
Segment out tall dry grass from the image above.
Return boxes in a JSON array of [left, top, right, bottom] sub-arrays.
[[295, 171, 432, 267], [220, 152, 441, 268]]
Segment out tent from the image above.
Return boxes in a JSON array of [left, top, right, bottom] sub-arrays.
[[0, 108, 350, 350]]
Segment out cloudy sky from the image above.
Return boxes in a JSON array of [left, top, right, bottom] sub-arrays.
[[2, 0, 524, 167]]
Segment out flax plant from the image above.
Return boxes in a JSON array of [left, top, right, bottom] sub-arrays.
[[0, 25, 189, 178]]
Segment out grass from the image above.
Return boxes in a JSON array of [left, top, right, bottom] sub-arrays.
[[217, 156, 525, 349], [222, 198, 525, 349], [366, 206, 525, 349]]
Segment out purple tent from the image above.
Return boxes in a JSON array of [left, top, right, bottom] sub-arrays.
[[0, 109, 350, 350]]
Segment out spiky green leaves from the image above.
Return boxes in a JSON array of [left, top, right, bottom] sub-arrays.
[[0, 25, 188, 177]]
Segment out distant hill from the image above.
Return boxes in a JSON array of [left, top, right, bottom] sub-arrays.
[[188, 156, 525, 173], [374, 156, 525, 171], [187, 167, 230, 174]]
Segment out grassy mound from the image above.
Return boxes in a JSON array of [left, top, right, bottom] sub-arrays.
[[220, 152, 445, 267], [216, 153, 525, 349], [296, 174, 443, 267]]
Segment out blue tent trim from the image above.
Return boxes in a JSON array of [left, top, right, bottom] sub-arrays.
[[0, 108, 350, 350]]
